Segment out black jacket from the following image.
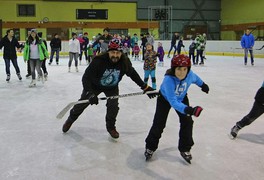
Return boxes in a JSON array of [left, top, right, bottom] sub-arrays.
[[171, 34, 179, 45], [50, 37, 61, 50], [82, 53, 145, 92], [0, 35, 23, 59]]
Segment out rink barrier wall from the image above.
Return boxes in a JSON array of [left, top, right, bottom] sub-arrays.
[[1, 40, 264, 58]]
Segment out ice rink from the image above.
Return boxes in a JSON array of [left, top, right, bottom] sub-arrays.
[[0, 55, 264, 180]]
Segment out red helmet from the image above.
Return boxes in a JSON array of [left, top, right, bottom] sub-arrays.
[[171, 54, 191, 68], [108, 38, 123, 51]]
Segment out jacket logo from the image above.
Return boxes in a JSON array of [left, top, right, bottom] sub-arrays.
[[175, 82, 187, 96]]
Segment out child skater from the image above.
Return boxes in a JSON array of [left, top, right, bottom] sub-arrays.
[[87, 43, 94, 65], [230, 81, 264, 139], [144, 43, 158, 90], [122, 43, 130, 57], [133, 42, 140, 61], [144, 54, 209, 164], [189, 39, 196, 65], [177, 36, 185, 55], [157, 42, 165, 66]]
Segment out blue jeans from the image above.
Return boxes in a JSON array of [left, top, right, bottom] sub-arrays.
[[168, 43, 176, 57], [4, 58, 20, 75], [244, 48, 254, 64], [50, 48, 60, 63]]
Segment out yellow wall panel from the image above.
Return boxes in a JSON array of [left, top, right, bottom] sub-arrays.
[[221, 0, 264, 25], [0, 1, 137, 22]]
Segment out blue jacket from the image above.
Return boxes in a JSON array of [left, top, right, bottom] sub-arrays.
[[241, 33, 255, 49], [160, 70, 204, 114]]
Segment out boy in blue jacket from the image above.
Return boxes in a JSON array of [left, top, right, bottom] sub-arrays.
[[144, 54, 209, 164]]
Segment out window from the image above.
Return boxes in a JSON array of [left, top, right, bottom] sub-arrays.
[[47, 28, 69, 41], [13, 29, 20, 41], [17, 4, 35, 17]]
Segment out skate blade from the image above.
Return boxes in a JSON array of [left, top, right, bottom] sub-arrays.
[[180, 154, 192, 164], [181, 158, 191, 164], [145, 156, 152, 161], [228, 133, 236, 140], [108, 136, 119, 142]]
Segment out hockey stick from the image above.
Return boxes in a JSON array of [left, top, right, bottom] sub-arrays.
[[256, 45, 264, 50], [56, 91, 159, 119]]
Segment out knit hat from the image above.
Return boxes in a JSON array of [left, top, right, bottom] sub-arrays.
[[171, 54, 191, 68], [108, 38, 123, 51]]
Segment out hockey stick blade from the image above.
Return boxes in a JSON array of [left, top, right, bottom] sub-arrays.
[[56, 91, 159, 119]]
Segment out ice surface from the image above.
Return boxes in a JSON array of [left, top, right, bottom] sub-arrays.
[[0, 55, 263, 180]]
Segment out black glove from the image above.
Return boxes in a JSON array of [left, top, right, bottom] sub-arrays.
[[85, 92, 99, 105], [141, 84, 158, 99], [201, 83, 209, 94], [184, 106, 203, 117]]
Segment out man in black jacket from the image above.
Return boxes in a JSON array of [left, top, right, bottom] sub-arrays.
[[0, 29, 23, 82], [62, 38, 157, 139], [49, 33, 61, 65], [167, 32, 179, 58]]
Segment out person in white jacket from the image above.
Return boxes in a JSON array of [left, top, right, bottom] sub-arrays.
[[68, 32, 80, 72]]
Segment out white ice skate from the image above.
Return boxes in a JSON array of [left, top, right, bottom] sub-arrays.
[[29, 80, 36, 87]]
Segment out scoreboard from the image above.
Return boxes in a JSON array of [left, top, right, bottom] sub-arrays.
[[76, 9, 108, 19]]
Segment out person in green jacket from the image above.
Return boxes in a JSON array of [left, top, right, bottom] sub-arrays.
[[23, 29, 49, 87]]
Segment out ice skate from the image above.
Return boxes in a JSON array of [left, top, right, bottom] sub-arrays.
[[180, 151, 192, 164], [107, 128, 119, 139], [29, 80, 36, 87], [76, 67, 79, 72], [62, 117, 74, 133], [40, 76, 44, 83], [230, 125, 241, 139], [6, 75, 10, 82], [68, 67, 71, 72], [25, 74, 31, 79], [144, 149, 154, 161], [44, 73, 48, 81], [17, 73, 22, 80]]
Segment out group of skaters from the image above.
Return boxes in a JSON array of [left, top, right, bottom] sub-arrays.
[[1, 28, 263, 164], [167, 32, 207, 66]]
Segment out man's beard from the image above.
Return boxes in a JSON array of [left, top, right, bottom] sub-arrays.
[[110, 56, 120, 63]]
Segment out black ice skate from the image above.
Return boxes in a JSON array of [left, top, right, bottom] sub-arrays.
[[25, 74, 31, 78], [62, 117, 74, 133], [107, 129, 119, 139], [145, 149, 154, 161], [230, 125, 241, 139], [180, 151, 192, 164], [17, 73, 22, 80], [6, 75, 10, 82]]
